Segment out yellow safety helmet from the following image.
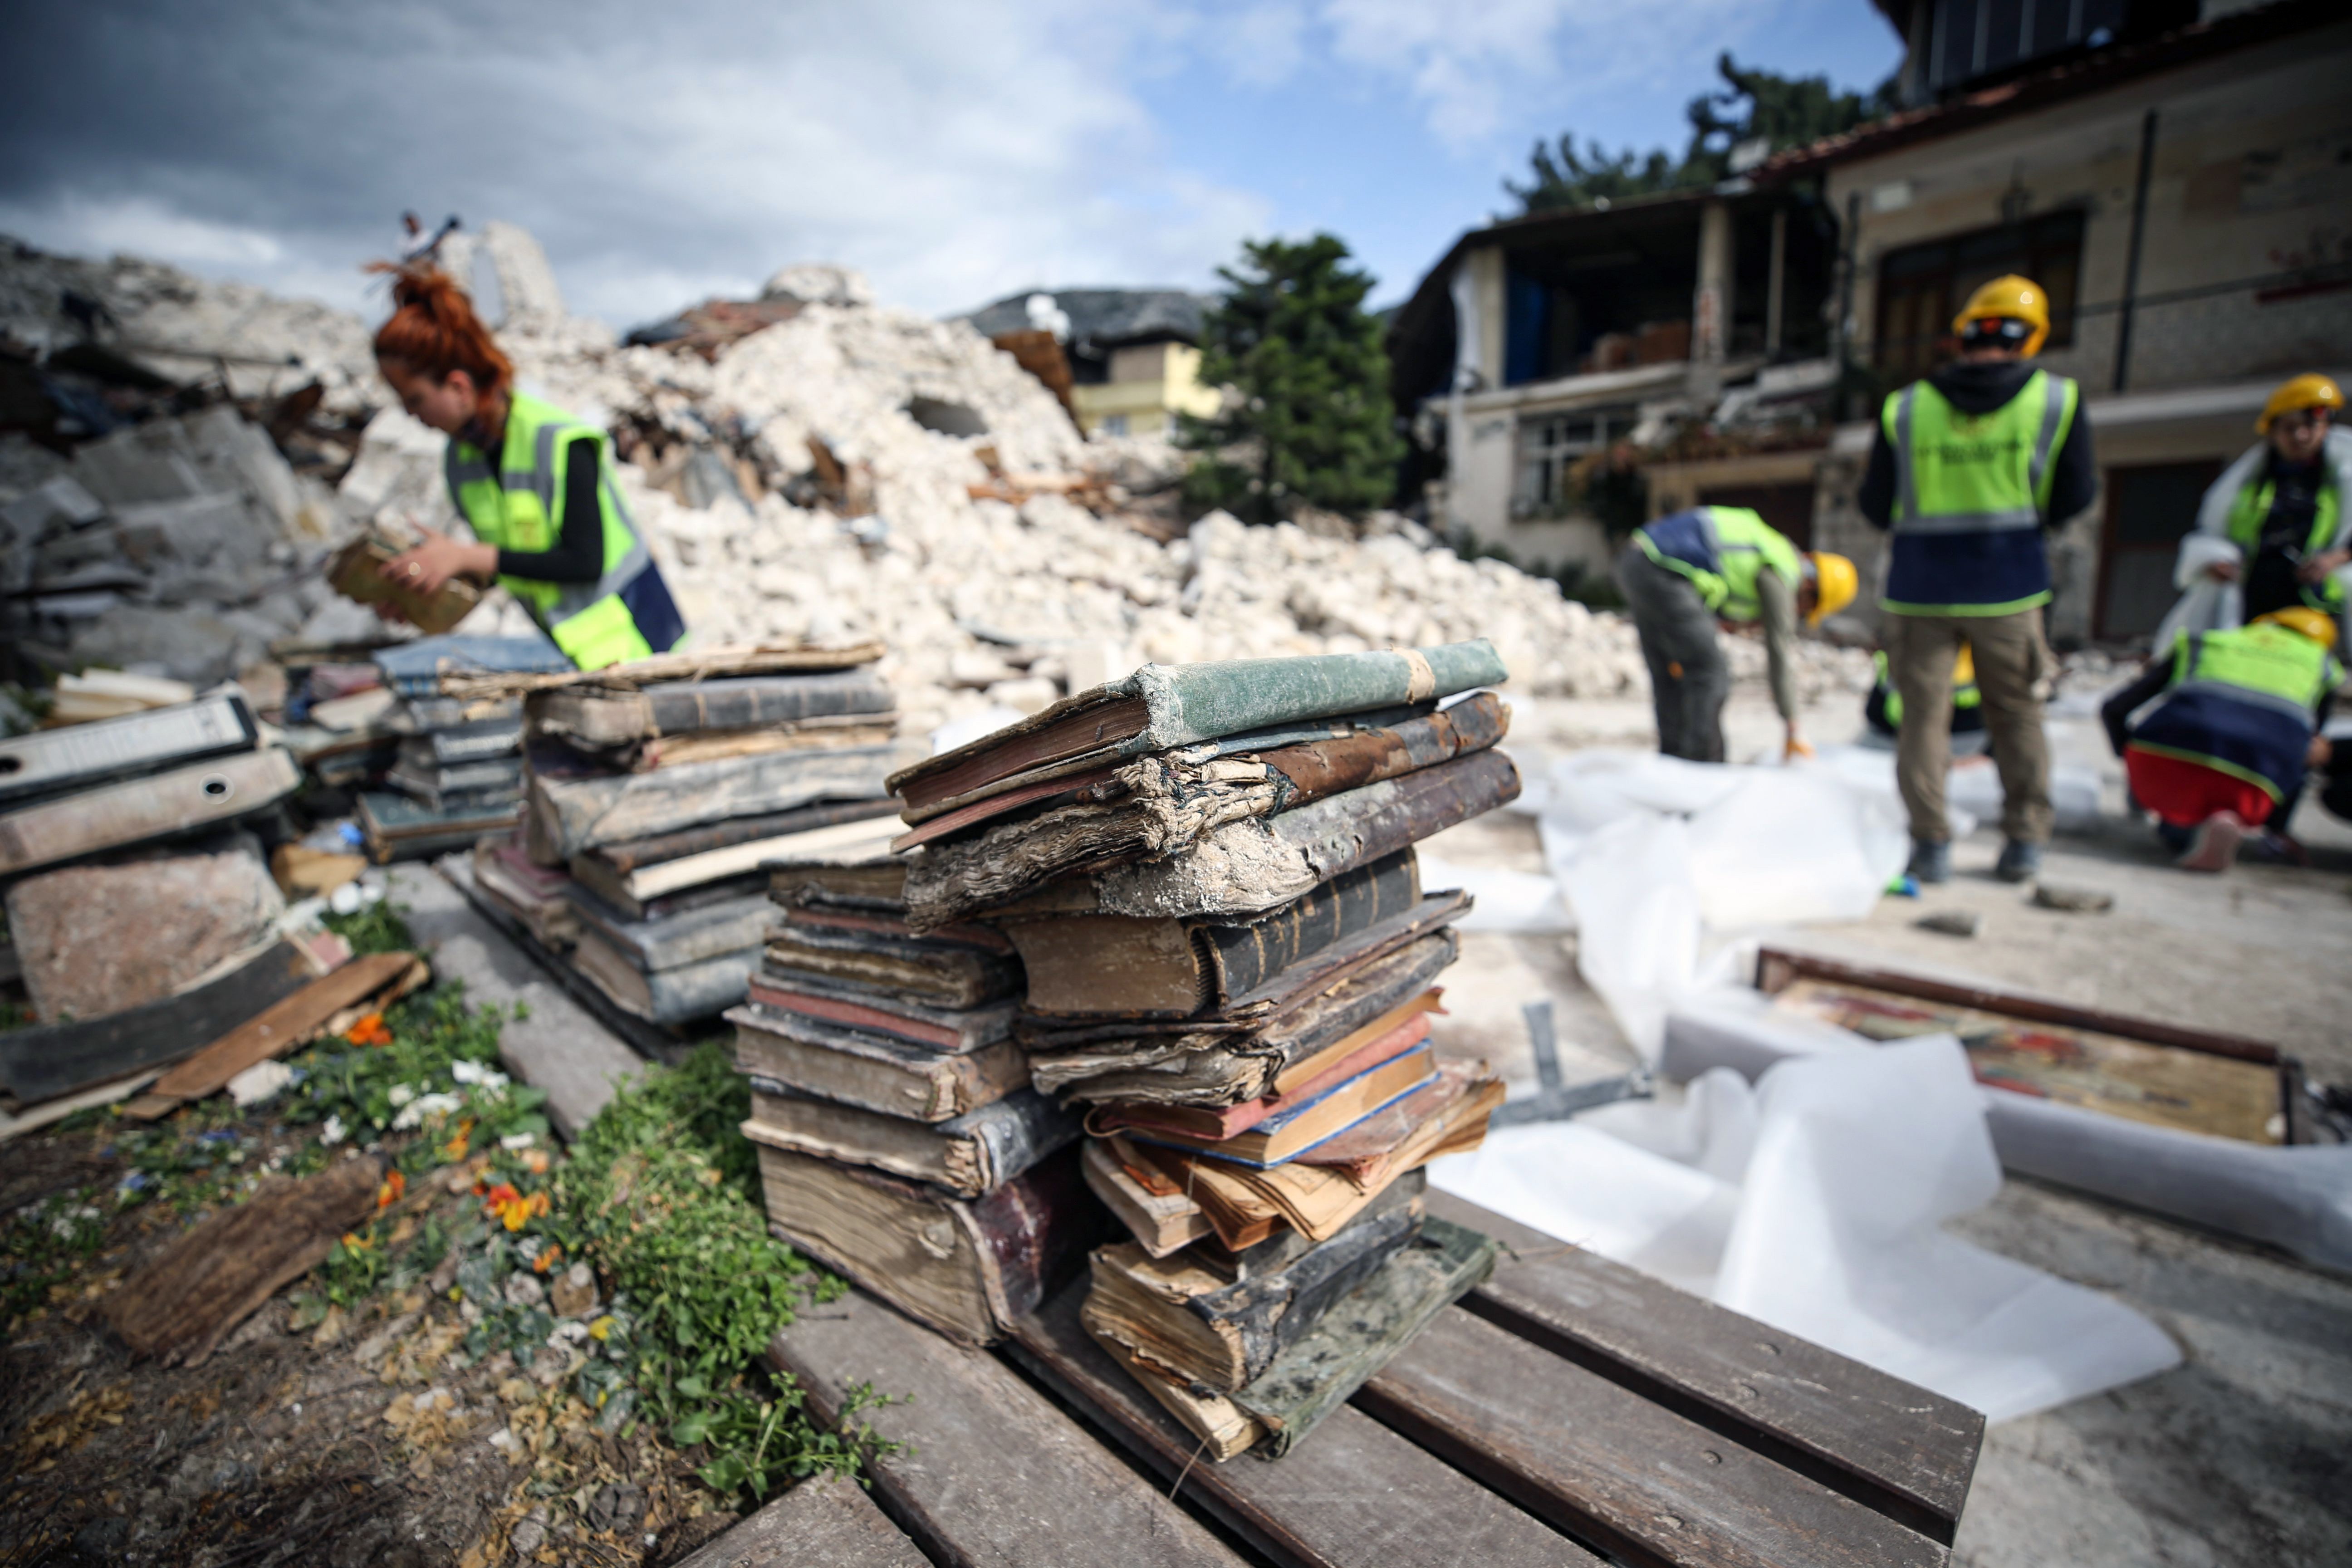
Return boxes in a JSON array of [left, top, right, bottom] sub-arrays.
[[1953, 274, 2050, 358], [2256, 373, 2343, 434], [1805, 551, 1857, 625], [2254, 607, 2338, 646]]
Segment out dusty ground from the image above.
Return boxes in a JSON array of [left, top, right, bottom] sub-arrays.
[[1418, 677, 2352, 1568]]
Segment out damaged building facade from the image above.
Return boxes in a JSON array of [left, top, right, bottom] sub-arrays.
[[958, 289, 1220, 439], [1396, 0, 2352, 647]]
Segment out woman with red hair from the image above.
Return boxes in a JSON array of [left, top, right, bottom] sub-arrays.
[[368, 265, 683, 669]]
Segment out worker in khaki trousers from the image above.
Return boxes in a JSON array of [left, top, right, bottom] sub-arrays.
[[1858, 275, 2097, 883]]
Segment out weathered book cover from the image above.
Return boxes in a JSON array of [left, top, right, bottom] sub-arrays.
[[570, 930, 758, 1023], [731, 1001, 1030, 1122], [1084, 748, 1521, 920], [744, 973, 1018, 1052], [562, 887, 775, 972], [358, 790, 521, 864], [1081, 1197, 1423, 1392], [0, 748, 302, 876], [901, 693, 1509, 928], [755, 1142, 1107, 1346], [0, 691, 257, 805], [742, 1084, 1080, 1199], [1007, 852, 1422, 1018], [762, 930, 1020, 1011], [529, 670, 896, 747], [524, 743, 909, 862], [890, 640, 1509, 821], [0, 937, 335, 1104], [371, 633, 568, 698], [397, 718, 522, 764]]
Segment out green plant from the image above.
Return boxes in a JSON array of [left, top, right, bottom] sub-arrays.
[[547, 1044, 891, 1499], [324, 898, 416, 956], [1179, 233, 1404, 524], [1, 1193, 108, 1330]]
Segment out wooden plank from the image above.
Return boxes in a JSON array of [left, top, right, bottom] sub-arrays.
[[129, 951, 427, 1117], [1754, 946, 2276, 1064], [1427, 1190, 1980, 1542], [768, 1286, 1248, 1568], [0, 937, 328, 1104], [670, 1475, 925, 1568], [1006, 1279, 1589, 1568], [1356, 1306, 1948, 1568]]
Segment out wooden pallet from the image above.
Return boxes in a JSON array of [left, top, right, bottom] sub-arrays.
[[764, 1189, 1982, 1567]]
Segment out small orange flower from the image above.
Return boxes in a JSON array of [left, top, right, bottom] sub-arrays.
[[521, 1149, 551, 1176], [442, 1118, 474, 1163], [376, 1170, 405, 1209], [531, 1243, 563, 1273], [481, 1183, 549, 1232], [344, 1013, 392, 1047], [340, 1231, 371, 1251]]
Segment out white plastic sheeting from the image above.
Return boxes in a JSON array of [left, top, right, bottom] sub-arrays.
[[1432, 1036, 2184, 1422], [1525, 750, 1912, 1058], [1664, 996, 2352, 1273]]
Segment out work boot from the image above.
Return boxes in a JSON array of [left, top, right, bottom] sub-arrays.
[[2176, 812, 2245, 873], [1994, 840, 2042, 882], [1907, 839, 1951, 884], [2247, 828, 2308, 867]]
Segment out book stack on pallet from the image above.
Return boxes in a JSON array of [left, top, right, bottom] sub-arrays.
[[475, 643, 913, 1029], [730, 850, 1097, 1346], [887, 642, 1518, 1458], [355, 636, 571, 862]]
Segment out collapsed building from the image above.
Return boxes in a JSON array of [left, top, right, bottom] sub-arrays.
[[1, 222, 1870, 733]]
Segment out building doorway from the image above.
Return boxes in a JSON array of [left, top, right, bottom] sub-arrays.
[[2097, 460, 2223, 644]]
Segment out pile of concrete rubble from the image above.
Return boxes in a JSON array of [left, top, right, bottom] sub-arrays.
[[2, 223, 1871, 729]]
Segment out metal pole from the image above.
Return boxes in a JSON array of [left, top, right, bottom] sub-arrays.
[[1766, 206, 1788, 357], [2113, 108, 2160, 393]]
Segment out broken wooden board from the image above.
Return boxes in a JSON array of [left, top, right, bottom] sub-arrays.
[[0, 936, 338, 1106], [766, 1287, 1248, 1567], [1355, 1305, 1950, 1568], [445, 639, 887, 701], [103, 1154, 386, 1365], [1426, 1189, 1983, 1544], [670, 1475, 924, 1568], [125, 951, 429, 1120], [1006, 1279, 1587, 1568]]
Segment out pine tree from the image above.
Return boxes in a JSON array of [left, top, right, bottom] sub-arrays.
[[1179, 234, 1403, 525]]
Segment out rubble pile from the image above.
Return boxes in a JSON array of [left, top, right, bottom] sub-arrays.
[[3, 223, 1872, 728]]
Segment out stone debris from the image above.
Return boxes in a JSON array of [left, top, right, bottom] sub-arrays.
[[2, 221, 1876, 731]]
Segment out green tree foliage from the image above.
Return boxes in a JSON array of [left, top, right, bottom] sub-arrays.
[[1179, 233, 1404, 524], [1508, 55, 1896, 215]]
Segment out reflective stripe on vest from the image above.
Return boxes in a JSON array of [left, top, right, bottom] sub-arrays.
[[443, 392, 661, 669], [1887, 370, 2074, 537], [1635, 506, 1799, 622]]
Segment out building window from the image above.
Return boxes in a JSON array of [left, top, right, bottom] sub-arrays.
[[1873, 210, 2086, 387], [1925, 0, 2125, 93], [2096, 460, 2221, 642], [1514, 408, 1633, 517], [1099, 413, 1129, 436]]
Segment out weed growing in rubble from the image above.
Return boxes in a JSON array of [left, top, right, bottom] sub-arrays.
[[544, 1043, 897, 1500], [1, 1195, 108, 1331], [323, 897, 416, 956]]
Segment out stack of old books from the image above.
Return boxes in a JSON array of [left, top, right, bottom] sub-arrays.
[[477, 643, 911, 1029], [356, 636, 568, 862], [730, 845, 1098, 1345], [887, 641, 1516, 1458]]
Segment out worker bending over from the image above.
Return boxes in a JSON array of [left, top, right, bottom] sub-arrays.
[[1859, 274, 2096, 884], [1865, 646, 1987, 753], [2102, 608, 2341, 871], [367, 265, 685, 671], [1617, 505, 1856, 762], [2161, 374, 2351, 647]]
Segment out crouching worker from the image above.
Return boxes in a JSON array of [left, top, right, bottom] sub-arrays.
[[1617, 504, 1857, 763], [367, 263, 684, 671], [1865, 646, 1989, 755], [2102, 608, 2341, 871]]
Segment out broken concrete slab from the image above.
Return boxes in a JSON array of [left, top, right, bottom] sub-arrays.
[[7, 835, 285, 1023], [383, 861, 642, 1138]]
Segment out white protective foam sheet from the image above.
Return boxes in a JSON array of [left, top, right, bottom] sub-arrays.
[[1432, 1036, 2184, 1422]]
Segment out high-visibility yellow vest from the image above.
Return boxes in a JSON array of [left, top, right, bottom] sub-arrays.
[[443, 391, 662, 671], [1635, 506, 1804, 623], [1881, 368, 2078, 616], [1872, 648, 1981, 730], [2130, 622, 2342, 801], [2225, 469, 2344, 613]]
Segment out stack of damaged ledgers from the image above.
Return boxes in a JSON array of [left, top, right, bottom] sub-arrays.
[[458, 642, 911, 1031], [750, 642, 1516, 1454]]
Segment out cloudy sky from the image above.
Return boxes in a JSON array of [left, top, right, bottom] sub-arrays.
[[0, 0, 1900, 328]]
